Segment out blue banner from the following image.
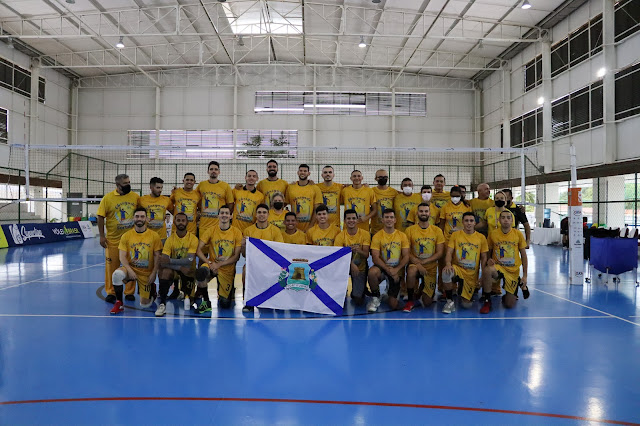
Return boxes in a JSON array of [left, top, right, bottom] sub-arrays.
[[1, 222, 85, 247]]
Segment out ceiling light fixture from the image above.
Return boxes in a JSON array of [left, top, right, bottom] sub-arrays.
[[116, 36, 125, 49], [7, 37, 14, 49], [237, 35, 245, 46], [478, 40, 484, 49], [537, 96, 544, 105], [521, 0, 532, 9], [596, 67, 606, 77], [358, 36, 366, 48], [372, 0, 381, 3], [66, 0, 75, 4]]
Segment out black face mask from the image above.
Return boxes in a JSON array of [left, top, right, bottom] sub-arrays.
[[377, 177, 388, 186], [120, 184, 132, 195], [273, 202, 284, 210], [495, 200, 506, 208]]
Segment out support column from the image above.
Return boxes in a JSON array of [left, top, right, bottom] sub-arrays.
[[541, 39, 553, 173], [605, 176, 625, 228], [69, 80, 78, 145], [155, 86, 161, 160], [602, 0, 617, 163], [501, 66, 511, 148], [545, 183, 560, 227], [233, 70, 238, 160], [535, 184, 545, 227]]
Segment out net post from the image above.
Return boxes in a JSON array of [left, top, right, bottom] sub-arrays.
[[24, 143, 30, 202], [520, 149, 526, 206]]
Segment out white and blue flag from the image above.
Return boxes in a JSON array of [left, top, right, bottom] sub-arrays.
[[245, 238, 351, 316]]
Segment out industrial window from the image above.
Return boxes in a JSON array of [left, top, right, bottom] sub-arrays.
[[615, 0, 640, 42], [569, 24, 589, 67], [615, 62, 640, 120], [550, 14, 603, 77], [0, 56, 45, 103], [13, 66, 30, 97], [551, 80, 604, 138], [551, 95, 570, 138], [524, 55, 542, 92], [510, 107, 541, 148], [570, 86, 590, 133], [0, 107, 7, 144], [551, 40, 568, 77]]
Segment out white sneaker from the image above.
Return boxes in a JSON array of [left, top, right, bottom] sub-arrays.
[[184, 297, 190, 311], [442, 300, 455, 314], [155, 303, 166, 317], [367, 297, 381, 313]]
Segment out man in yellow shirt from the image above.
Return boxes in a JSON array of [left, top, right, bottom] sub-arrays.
[[232, 170, 265, 232], [394, 178, 422, 232], [138, 177, 173, 242], [306, 205, 341, 246], [442, 212, 489, 314], [110, 207, 163, 314], [469, 183, 494, 236], [485, 210, 529, 309], [406, 185, 441, 227], [439, 186, 472, 240], [286, 164, 323, 232], [196, 161, 235, 234], [257, 159, 289, 205], [431, 174, 451, 209], [342, 170, 377, 232], [371, 169, 398, 235], [335, 209, 371, 306], [196, 205, 243, 312], [170, 172, 200, 235], [317, 165, 343, 228], [282, 212, 307, 245], [368, 209, 410, 312], [156, 212, 199, 317], [97, 173, 139, 304], [405, 203, 445, 312]]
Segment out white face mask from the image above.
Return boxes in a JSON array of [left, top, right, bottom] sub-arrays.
[[451, 196, 461, 204], [422, 192, 432, 202], [402, 186, 413, 195]]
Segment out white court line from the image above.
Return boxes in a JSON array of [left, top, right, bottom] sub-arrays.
[[533, 288, 640, 327], [0, 263, 104, 292], [39, 281, 105, 284], [0, 313, 612, 321]]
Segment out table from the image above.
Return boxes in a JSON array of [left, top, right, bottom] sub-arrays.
[[531, 227, 562, 246]]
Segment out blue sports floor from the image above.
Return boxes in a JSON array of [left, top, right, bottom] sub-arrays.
[[0, 239, 639, 425]]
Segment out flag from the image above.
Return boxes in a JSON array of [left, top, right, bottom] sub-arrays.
[[245, 238, 351, 315]]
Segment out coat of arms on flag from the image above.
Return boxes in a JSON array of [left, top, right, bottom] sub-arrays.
[[245, 238, 351, 315]]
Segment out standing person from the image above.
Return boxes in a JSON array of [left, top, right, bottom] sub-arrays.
[[267, 192, 287, 232], [503, 188, 531, 248], [469, 183, 494, 235], [483, 191, 516, 233], [404, 203, 445, 312], [341, 170, 377, 232], [407, 185, 440, 227], [156, 212, 199, 317], [441, 212, 489, 314], [393, 178, 422, 232], [334, 209, 371, 306], [138, 177, 173, 242], [371, 169, 398, 235], [110, 207, 163, 314], [165, 212, 173, 239], [196, 205, 243, 312], [439, 186, 472, 241], [367, 209, 410, 312], [170, 172, 200, 235], [285, 164, 323, 232], [257, 159, 289, 205], [485, 211, 530, 309], [97, 174, 139, 304], [306, 205, 341, 246], [317, 165, 343, 228], [196, 161, 234, 235], [431, 174, 450, 209], [232, 170, 265, 233], [282, 212, 307, 245]]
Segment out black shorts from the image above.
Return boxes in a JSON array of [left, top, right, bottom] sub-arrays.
[[382, 271, 401, 299]]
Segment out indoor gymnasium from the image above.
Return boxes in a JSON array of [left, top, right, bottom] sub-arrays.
[[0, 0, 639, 424]]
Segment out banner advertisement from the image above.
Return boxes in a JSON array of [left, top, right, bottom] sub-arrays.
[[568, 188, 584, 285], [0, 226, 8, 249], [2, 222, 84, 247], [79, 221, 95, 239]]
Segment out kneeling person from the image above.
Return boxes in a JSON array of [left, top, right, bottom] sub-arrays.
[[485, 210, 529, 309], [196, 205, 242, 312], [334, 209, 371, 305], [110, 207, 163, 314], [155, 212, 199, 317]]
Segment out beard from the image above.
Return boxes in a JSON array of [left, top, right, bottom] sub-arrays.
[[268, 170, 277, 177]]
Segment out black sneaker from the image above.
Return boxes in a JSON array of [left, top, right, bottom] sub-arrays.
[[105, 294, 116, 304], [197, 301, 212, 314], [125, 294, 135, 302]]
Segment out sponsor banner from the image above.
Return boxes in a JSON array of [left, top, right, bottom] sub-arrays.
[[0, 226, 8, 249], [568, 188, 584, 285], [2, 222, 85, 247], [79, 221, 95, 238]]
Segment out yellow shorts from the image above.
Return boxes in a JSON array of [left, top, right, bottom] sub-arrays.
[[407, 264, 437, 298], [133, 273, 153, 300], [452, 264, 478, 301], [495, 264, 521, 295], [201, 264, 236, 299]]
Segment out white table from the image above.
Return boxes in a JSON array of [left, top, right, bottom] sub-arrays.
[[531, 228, 562, 246]]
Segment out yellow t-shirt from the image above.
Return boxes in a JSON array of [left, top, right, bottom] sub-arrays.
[[162, 231, 199, 270], [469, 198, 495, 222], [257, 178, 289, 205], [431, 190, 451, 209], [286, 183, 323, 231], [196, 180, 234, 231], [488, 228, 527, 273], [306, 224, 341, 246], [439, 201, 472, 239], [371, 229, 410, 267], [342, 186, 377, 232], [393, 193, 422, 231], [334, 228, 371, 272], [170, 188, 201, 234], [371, 187, 398, 234], [138, 195, 173, 239], [243, 223, 284, 243], [447, 230, 488, 283], [317, 182, 343, 228], [282, 230, 307, 245], [485, 207, 516, 232], [405, 224, 445, 270], [406, 202, 440, 227], [268, 210, 287, 232], [118, 228, 163, 274], [97, 190, 140, 244], [232, 188, 265, 232], [199, 225, 243, 275]]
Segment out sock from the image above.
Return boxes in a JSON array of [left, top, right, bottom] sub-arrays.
[[407, 288, 415, 300], [200, 286, 210, 302], [114, 285, 123, 302], [445, 289, 453, 301], [182, 280, 194, 299], [159, 279, 171, 304]]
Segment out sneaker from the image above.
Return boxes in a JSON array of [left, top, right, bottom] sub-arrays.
[[442, 300, 455, 314], [184, 297, 190, 311], [367, 297, 381, 313], [177, 291, 185, 301], [480, 298, 492, 314], [155, 303, 166, 317], [521, 285, 530, 299], [402, 301, 415, 313], [125, 294, 135, 302], [242, 305, 253, 313], [110, 300, 124, 315], [105, 294, 116, 304], [197, 301, 212, 314]]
